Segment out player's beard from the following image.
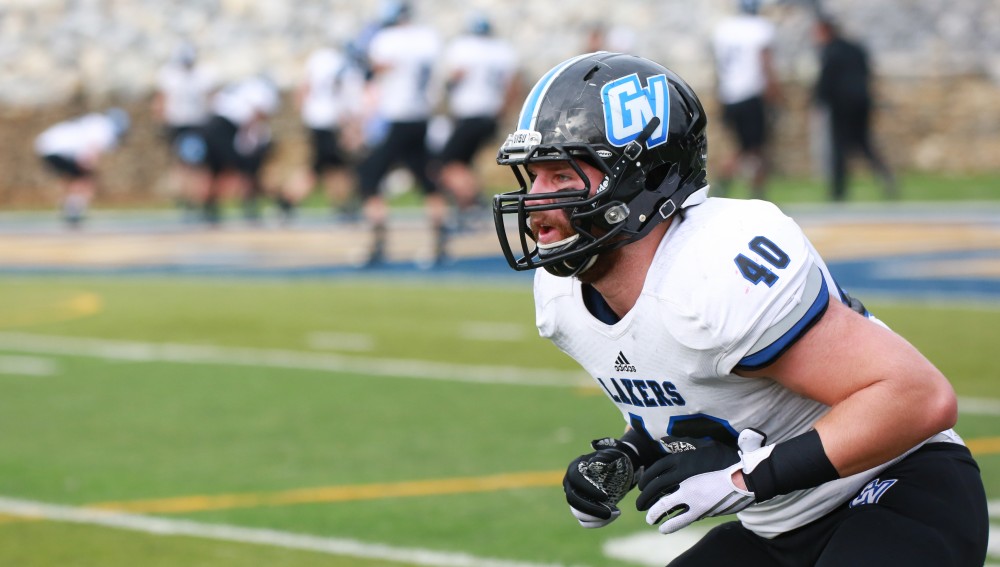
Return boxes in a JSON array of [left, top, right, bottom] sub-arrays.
[[527, 209, 619, 282], [575, 246, 619, 284]]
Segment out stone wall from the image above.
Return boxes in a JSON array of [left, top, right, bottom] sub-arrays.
[[2, 0, 998, 206]]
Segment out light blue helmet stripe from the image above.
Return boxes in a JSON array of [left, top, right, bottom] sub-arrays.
[[518, 52, 601, 131]]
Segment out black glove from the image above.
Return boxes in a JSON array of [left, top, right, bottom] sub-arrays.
[[563, 437, 642, 528]]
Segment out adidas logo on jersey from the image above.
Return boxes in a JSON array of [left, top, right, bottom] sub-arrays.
[[614, 351, 636, 373]]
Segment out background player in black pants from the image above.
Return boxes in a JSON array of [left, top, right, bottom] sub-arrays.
[[813, 17, 897, 202]]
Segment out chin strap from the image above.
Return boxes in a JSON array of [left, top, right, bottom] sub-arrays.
[[537, 234, 598, 277]]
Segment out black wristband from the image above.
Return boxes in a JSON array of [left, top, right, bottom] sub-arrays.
[[743, 429, 839, 502], [620, 427, 666, 468]]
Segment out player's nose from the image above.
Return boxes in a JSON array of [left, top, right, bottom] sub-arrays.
[[528, 178, 559, 202]]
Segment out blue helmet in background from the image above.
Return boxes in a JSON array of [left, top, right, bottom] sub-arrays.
[[739, 0, 762, 14], [468, 13, 492, 36], [172, 42, 198, 67], [379, 0, 411, 26]]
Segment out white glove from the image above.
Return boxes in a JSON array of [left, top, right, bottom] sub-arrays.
[[637, 429, 770, 534], [569, 505, 620, 529]]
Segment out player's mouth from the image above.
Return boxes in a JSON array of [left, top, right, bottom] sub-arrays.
[[528, 214, 567, 245]]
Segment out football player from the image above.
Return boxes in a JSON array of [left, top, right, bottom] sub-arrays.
[[175, 76, 279, 225], [355, 0, 445, 267], [435, 13, 521, 226], [34, 108, 130, 227], [153, 43, 217, 216], [711, 0, 781, 199], [275, 44, 366, 223], [492, 52, 988, 566]]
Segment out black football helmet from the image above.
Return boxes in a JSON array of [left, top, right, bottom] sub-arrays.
[[493, 52, 709, 277]]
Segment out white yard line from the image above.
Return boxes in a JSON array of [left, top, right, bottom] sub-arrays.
[[0, 332, 589, 388], [0, 496, 996, 566], [2, 335, 1000, 416], [459, 322, 528, 342], [603, 528, 709, 566], [0, 354, 58, 376], [0, 497, 575, 567], [306, 332, 376, 352], [959, 397, 1000, 416]]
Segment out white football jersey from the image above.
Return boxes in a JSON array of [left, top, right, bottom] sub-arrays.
[[368, 23, 441, 121], [300, 48, 364, 129], [712, 15, 774, 104], [156, 63, 216, 127], [34, 113, 119, 159], [211, 78, 278, 127], [442, 34, 518, 118], [534, 197, 960, 538]]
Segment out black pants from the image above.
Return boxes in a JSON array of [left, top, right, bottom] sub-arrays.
[[668, 443, 988, 567], [357, 120, 436, 198], [309, 128, 349, 173], [827, 101, 893, 201], [437, 116, 497, 164], [722, 96, 767, 152]]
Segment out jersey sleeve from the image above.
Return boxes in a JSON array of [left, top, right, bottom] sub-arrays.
[[657, 201, 829, 378], [730, 261, 829, 371]]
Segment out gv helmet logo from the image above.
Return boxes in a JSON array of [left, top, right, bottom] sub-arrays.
[[601, 73, 670, 149]]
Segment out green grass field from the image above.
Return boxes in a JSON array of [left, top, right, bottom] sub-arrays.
[[0, 277, 997, 566]]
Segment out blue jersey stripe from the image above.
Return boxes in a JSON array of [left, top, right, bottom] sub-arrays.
[[736, 275, 831, 370], [518, 52, 598, 131]]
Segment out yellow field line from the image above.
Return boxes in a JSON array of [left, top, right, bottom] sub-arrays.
[[85, 437, 1000, 515], [0, 291, 103, 329], [90, 470, 565, 515], [966, 436, 1000, 456], [2, 437, 998, 522]]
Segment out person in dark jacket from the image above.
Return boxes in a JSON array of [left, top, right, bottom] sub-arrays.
[[813, 17, 896, 201]]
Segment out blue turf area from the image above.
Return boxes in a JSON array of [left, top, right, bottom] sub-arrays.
[[832, 249, 1000, 301]]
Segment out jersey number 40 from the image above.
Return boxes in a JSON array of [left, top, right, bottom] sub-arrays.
[[734, 236, 789, 287]]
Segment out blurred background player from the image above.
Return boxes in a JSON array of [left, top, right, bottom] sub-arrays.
[[435, 13, 520, 227], [355, 0, 443, 267], [813, 16, 897, 202], [34, 108, 130, 227], [583, 22, 638, 54], [176, 76, 279, 225], [711, 0, 782, 199], [153, 42, 217, 217], [276, 43, 366, 223]]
